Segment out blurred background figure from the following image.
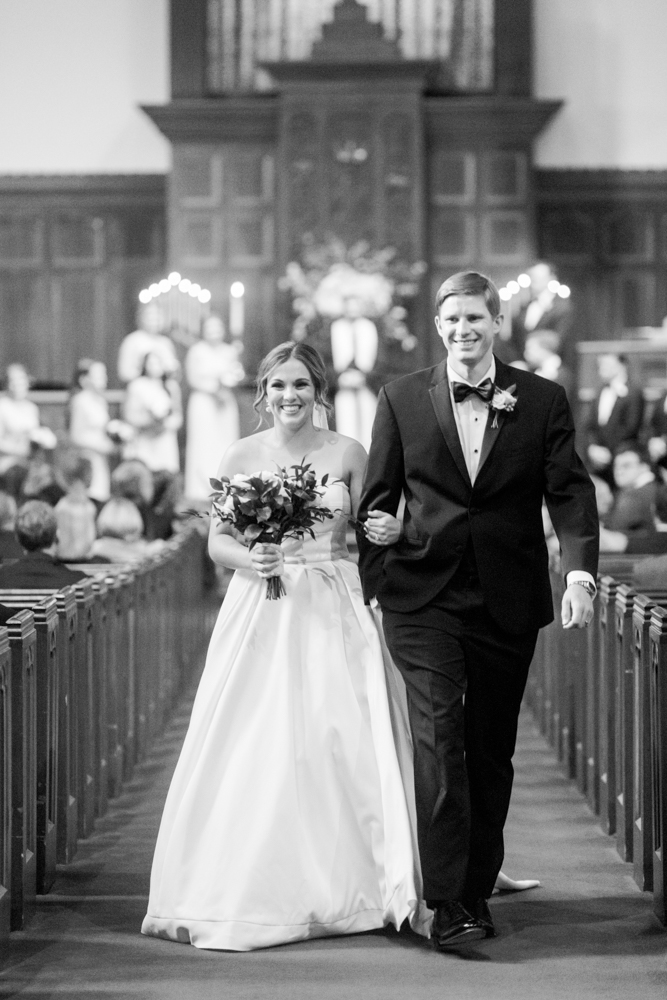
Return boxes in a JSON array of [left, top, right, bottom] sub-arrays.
[[0, 500, 86, 588], [523, 329, 574, 402], [122, 351, 182, 477], [184, 313, 244, 501], [598, 442, 666, 553], [53, 449, 98, 561], [584, 353, 644, 486], [0, 490, 22, 562], [647, 383, 667, 466], [110, 458, 177, 541], [0, 363, 57, 484], [331, 295, 379, 451], [117, 301, 179, 384], [92, 496, 164, 564], [67, 358, 114, 504], [508, 261, 574, 366]]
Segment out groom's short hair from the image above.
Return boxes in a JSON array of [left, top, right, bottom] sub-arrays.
[[434, 271, 501, 319]]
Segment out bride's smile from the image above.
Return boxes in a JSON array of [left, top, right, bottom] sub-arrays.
[[266, 359, 316, 429]]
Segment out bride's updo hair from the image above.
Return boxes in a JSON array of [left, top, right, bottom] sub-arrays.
[[254, 341, 332, 419]]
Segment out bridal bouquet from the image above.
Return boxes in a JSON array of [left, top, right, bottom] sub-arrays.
[[208, 462, 336, 599]]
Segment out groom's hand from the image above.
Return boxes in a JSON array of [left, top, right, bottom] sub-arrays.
[[561, 584, 594, 629]]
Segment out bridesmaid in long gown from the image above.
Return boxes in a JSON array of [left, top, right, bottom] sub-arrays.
[[142, 342, 431, 951]]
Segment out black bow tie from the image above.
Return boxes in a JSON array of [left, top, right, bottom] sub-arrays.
[[452, 378, 495, 404]]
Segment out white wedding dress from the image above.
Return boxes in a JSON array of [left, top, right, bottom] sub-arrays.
[[141, 481, 431, 951]]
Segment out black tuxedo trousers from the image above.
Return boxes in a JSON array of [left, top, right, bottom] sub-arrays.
[[382, 543, 537, 903]]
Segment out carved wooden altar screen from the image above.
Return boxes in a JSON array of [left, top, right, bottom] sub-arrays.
[[146, 0, 557, 371]]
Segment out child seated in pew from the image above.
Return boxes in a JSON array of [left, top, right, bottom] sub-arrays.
[[91, 497, 165, 564], [54, 449, 98, 562], [0, 490, 22, 562], [0, 500, 87, 588]]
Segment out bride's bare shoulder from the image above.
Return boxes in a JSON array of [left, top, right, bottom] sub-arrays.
[[217, 430, 271, 476]]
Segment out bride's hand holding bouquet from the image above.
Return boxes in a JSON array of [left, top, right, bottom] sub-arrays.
[[208, 463, 335, 599]]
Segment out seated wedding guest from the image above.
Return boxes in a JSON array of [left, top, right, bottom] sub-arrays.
[[92, 497, 164, 564], [0, 500, 87, 588], [117, 301, 179, 385], [0, 363, 57, 477], [123, 351, 182, 477], [584, 353, 644, 485], [632, 551, 667, 590], [67, 358, 114, 505], [599, 443, 664, 553], [110, 458, 154, 536], [53, 450, 97, 561], [523, 329, 574, 402], [20, 443, 66, 507], [0, 491, 22, 561]]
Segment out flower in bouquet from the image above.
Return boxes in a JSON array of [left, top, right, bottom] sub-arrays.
[[208, 462, 336, 599]]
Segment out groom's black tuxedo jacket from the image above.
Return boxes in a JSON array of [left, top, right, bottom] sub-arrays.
[[358, 356, 599, 635]]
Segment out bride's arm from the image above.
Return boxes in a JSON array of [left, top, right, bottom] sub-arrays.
[[207, 443, 283, 577]]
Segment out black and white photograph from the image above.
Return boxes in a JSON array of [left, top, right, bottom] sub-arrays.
[[0, 2, 665, 997]]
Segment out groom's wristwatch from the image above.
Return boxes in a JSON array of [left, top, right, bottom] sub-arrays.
[[572, 580, 596, 598]]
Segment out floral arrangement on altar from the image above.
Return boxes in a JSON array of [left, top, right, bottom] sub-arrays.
[[207, 462, 338, 600], [279, 235, 426, 353]]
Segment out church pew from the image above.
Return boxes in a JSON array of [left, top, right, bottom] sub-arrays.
[[6, 610, 37, 931], [598, 577, 621, 835], [73, 579, 96, 839], [86, 575, 109, 820], [614, 585, 637, 862], [648, 605, 667, 926], [0, 627, 11, 941], [631, 593, 663, 892], [0, 588, 80, 867]]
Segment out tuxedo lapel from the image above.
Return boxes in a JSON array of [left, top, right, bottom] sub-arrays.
[[428, 362, 472, 488], [476, 356, 513, 478]]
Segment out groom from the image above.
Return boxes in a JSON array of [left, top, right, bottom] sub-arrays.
[[358, 271, 599, 948]]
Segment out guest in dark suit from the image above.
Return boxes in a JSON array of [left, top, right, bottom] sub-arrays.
[[0, 490, 22, 561], [584, 353, 645, 485], [358, 270, 598, 948], [599, 442, 667, 553], [498, 261, 574, 366], [0, 499, 87, 589], [647, 391, 667, 466]]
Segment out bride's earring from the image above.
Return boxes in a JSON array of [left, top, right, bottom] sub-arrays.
[[265, 402, 271, 412]]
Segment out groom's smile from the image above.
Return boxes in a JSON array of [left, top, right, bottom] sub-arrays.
[[435, 293, 503, 378]]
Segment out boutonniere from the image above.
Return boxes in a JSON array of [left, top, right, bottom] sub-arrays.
[[489, 384, 517, 428]]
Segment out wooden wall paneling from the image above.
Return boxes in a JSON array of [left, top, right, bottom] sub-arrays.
[[171, 0, 208, 98], [494, 0, 532, 97], [0, 628, 10, 941], [0, 177, 166, 387], [536, 170, 667, 342]]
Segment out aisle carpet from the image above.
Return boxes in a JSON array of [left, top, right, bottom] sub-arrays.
[[1, 680, 665, 999]]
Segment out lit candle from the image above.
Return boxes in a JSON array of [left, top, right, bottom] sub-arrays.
[[230, 281, 245, 340]]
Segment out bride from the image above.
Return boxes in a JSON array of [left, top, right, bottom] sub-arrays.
[[142, 341, 431, 951], [141, 341, 538, 952]]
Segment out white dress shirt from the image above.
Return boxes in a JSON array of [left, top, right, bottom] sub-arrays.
[[447, 358, 596, 595], [597, 377, 628, 426], [447, 357, 495, 485]]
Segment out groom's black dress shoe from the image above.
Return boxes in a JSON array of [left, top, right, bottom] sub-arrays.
[[431, 901, 486, 949], [464, 898, 496, 938]]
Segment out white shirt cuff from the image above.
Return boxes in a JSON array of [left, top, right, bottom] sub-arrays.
[[566, 571, 597, 596]]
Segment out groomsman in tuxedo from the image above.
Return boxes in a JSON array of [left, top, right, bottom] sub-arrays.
[[584, 353, 645, 486], [358, 271, 599, 949]]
